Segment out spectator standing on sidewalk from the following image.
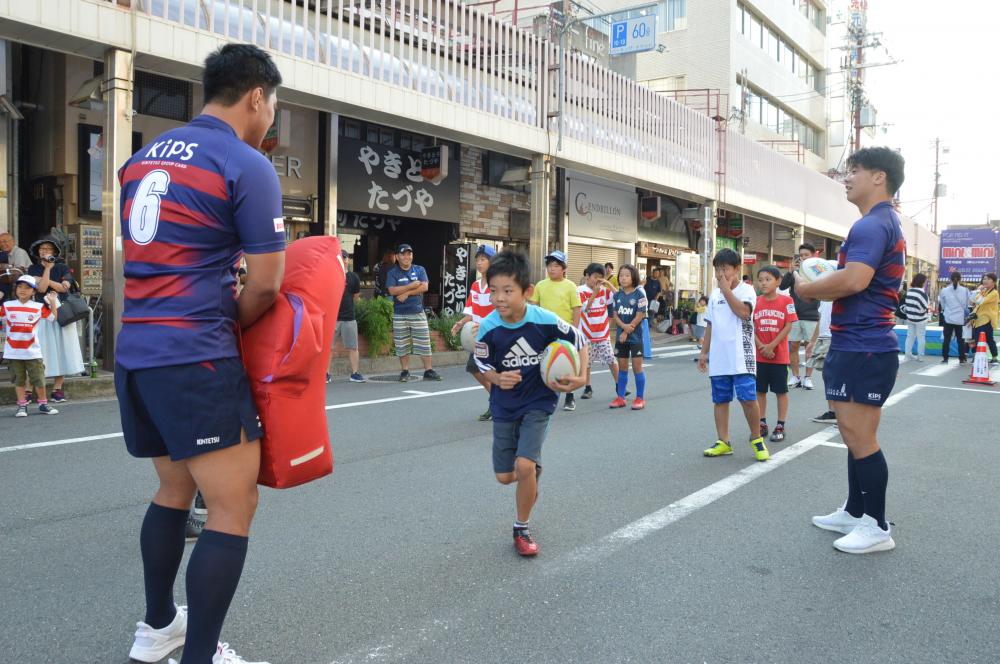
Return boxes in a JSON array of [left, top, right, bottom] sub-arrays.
[[335, 249, 366, 383], [971, 273, 999, 365], [780, 243, 821, 389], [901, 273, 931, 362], [938, 271, 971, 364], [387, 244, 441, 382]]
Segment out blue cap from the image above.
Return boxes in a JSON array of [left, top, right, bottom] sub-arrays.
[[397, 243, 413, 253], [476, 245, 496, 259], [545, 249, 568, 266]]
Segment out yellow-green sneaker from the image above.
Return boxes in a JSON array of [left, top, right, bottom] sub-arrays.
[[751, 437, 770, 462], [703, 440, 733, 457]]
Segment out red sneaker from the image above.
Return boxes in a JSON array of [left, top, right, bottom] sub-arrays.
[[513, 528, 539, 556], [631, 398, 645, 410], [609, 397, 627, 409]]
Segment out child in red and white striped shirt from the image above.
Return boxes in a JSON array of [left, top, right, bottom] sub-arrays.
[[577, 263, 621, 400], [1, 275, 59, 416]]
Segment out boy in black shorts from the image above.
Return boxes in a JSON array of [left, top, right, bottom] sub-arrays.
[[753, 266, 797, 442], [475, 251, 588, 556]]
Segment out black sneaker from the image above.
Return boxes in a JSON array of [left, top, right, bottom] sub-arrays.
[[769, 426, 785, 442], [581, 385, 594, 399], [193, 491, 207, 516], [563, 394, 576, 411], [38, 403, 59, 415], [423, 369, 442, 381], [478, 408, 493, 422], [399, 370, 411, 382], [812, 411, 838, 424], [940, 358, 948, 364]]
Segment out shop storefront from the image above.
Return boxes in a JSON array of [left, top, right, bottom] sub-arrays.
[[565, 172, 636, 283], [336, 120, 461, 309], [635, 193, 698, 284]]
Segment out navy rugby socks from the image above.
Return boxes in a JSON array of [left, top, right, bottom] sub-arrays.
[[182, 530, 249, 663], [140, 503, 188, 628], [853, 450, 889, 530]]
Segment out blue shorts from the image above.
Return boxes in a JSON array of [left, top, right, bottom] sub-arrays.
[[115, 358, 263, 462], [710, 374, 757, 404], [492, 409, 550, 473], [822, 349, 898, 407]]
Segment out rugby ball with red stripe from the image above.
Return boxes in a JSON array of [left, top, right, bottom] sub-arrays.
[[539, 339, 581, 386]]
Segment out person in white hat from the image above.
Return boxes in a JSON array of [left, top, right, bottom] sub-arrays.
[[0, 275, 60, 416]]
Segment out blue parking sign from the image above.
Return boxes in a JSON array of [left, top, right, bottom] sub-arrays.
[[612, 21, 627, 49]]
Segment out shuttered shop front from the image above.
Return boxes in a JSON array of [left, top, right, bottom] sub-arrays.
[[567, 243, 632, 285]]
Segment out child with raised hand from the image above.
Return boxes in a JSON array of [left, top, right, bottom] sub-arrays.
[[697, 249, 769, 462]]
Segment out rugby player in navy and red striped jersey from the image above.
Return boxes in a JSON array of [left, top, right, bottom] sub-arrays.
[[117, 44, 285, 664], [794, 147, 907, 556]]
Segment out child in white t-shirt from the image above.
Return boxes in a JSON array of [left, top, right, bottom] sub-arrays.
[[697, 249, 769, 462]]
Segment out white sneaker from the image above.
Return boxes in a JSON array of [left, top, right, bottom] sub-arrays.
[[802, 376, 815, 390], [213, 642, 272, 664], [787, 375, 801, 388], [811, 507, 863, 535], [129, 605, 187, 662], [833, 514, 895, 554]]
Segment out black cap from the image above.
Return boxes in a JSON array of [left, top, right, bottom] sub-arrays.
[[398, 243, 413, 253]]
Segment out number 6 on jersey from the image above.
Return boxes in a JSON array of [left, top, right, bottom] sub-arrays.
[[130, 169, 171, 245]]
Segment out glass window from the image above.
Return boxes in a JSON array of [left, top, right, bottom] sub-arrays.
[[749, 14, 761, 47], [659, 0, 686, 31], [783, 42, 795, 72], [366, 127, 379, 143], [133, 71, 192, 122]]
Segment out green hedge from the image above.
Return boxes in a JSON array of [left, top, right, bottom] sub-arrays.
[[356, 297, 394, 358]]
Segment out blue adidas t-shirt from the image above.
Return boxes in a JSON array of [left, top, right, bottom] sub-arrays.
[[475, 305, 585, 421], [613, 286, 648, 344]]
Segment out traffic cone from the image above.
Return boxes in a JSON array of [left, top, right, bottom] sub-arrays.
[[962, 332, 996, 386]]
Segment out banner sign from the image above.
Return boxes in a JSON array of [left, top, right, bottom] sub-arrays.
[[441, 243, 474, 317], [939, 228, 999, 282], [338, 137, 460, 222]]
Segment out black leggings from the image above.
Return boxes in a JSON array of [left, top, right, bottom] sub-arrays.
[[973, 324, 998, 359], [941, 323, 966, 361]]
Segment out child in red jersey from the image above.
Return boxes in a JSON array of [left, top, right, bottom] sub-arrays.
[[753, 266, 797, 442]]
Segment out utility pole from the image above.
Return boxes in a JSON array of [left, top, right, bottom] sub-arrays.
[[851, 20, 864, 153], [932, 137, 940, 234]]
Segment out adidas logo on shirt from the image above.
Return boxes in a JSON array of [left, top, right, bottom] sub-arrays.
[[501, 337, 541, 368]]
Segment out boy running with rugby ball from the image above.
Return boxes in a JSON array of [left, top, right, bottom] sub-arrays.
[[475, 251, 588, 556]]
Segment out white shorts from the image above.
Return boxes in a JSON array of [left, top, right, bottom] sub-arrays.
[[789, 319, 819, 343], [587, 339, 616, 367]]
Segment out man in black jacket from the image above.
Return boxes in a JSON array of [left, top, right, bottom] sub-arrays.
[[780, 243, 821, 389]]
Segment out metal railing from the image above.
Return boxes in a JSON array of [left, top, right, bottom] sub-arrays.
[[119, 0, 855, 229]]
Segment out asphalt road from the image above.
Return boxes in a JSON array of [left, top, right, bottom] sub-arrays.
[[2, 346, 998, 664]]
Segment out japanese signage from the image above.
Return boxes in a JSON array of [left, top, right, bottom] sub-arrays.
[[337, 211, 414, 234], [338, 137, 460, 222], [420, 145, 449, 184], [939, 228, 999, 282], [441, 243, 474, 317], [566, 173, 637, 243]]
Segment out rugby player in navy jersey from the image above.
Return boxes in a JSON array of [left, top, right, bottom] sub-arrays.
[[117, 44, 285, 664], [795, 147, 906, 554]]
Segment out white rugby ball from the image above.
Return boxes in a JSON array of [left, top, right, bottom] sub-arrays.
[[798, 257, 838, 282], [539, 340, 581, 385], [460, 321, 477, 353]]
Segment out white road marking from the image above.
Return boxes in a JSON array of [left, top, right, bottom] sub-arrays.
[[651, 349, 701, 359], [546, 428, 843, 571], [915, 383, 1000, 395], [817, 441, 848, 449], [325, 386, 482, 410], [0, 432, 124, 454], [882, 384, 923, 408], [913, 362, 957, 377], [401, 390, 430, 396]]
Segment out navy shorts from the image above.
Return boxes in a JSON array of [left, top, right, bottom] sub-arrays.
[[822, 350, 899, 407], [115, 358, 263, 462], [710, 374, 757, 404], [615, 340, 644, 358], [492, 409, 550, 473], [756, 363, 789, 395]]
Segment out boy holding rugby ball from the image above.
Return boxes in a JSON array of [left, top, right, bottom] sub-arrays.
[[475, 250, 588, 556]]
